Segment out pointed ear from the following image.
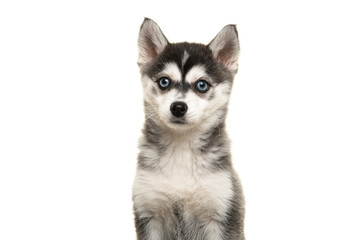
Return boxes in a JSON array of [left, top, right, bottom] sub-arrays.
[[137, 18, 169, 66], [208, 25, 240, 73]]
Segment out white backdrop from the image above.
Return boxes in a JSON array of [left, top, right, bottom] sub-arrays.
[[1, 0, 359, 239]]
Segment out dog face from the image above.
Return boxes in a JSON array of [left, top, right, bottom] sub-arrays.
[[138, 18, 239, 132]]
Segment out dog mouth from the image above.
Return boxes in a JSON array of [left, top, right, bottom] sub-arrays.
[[170, 117, 187, 125]]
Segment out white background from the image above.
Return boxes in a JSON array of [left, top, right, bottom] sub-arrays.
[[1, 0, 359, 239]]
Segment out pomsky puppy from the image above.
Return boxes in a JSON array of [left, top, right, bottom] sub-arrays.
[[132, 18, 245, 240]]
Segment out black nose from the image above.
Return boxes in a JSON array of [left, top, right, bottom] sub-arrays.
[[170, 102, 188, 117]]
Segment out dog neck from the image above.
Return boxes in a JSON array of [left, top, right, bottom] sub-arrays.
[[138, 117, 232, 172]]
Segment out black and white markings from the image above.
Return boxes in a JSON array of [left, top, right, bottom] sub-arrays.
[[133, 18, 245, 240]]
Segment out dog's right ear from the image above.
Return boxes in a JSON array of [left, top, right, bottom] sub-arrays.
[[138, 18, 169, 67], [208, 25, 240, 74]]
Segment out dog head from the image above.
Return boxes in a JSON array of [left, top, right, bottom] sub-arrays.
[[137, 18, 239, 132]]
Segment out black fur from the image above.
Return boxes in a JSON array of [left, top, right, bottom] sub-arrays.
[[221, 175, 246, 240], [172, 80, 191, 93], [142, 42, 234, 88], [134, 212, 151, 240]]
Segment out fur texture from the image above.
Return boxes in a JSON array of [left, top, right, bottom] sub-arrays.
[[133, 18, 245, 240]]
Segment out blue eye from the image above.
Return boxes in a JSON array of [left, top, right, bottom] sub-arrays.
[[196, 80, 210, 93], [158, 77, 171, 90]]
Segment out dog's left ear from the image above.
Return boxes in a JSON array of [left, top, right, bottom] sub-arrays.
[[138, 18, 169, 67], [208, 25, 240, 73]]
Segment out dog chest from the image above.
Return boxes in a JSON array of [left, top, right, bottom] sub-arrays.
[[133, 166, 234, 219], [133, 138, 234, 219]]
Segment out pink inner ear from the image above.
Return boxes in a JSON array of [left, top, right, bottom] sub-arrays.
[[146, 46, 157, 59], [216, 42, 234, 65], [144, 36, 158, 59]]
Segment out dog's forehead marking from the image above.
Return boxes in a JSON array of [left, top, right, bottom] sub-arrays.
[[181, 50, 190, 70], [162, 62, 182, 81], [185, 65, 208, 83]]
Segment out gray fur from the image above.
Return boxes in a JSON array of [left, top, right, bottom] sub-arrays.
[[133, 18, 245, 240]]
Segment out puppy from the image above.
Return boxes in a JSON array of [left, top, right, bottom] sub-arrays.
[[132, 18, 245, 240]]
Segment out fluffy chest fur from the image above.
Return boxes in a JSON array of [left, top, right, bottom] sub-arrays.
[[133, 138, 234, 226], [134, 137, 233, 200]]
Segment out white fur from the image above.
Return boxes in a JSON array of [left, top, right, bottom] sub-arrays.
[[184, 65, 209, 84], [147, 219, 163, 240], [133, 137, 234, 219], [204, 220, 224, 240], [162, 62, 182, 82]]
